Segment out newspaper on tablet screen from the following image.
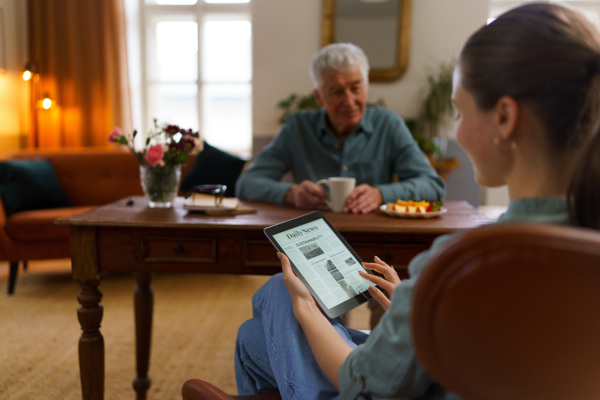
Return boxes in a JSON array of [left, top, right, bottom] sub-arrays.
[[272, 217, 371, 309]]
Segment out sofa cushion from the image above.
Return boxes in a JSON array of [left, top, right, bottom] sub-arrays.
[[180, 142, 246, 198], [5, 205, 94, 241], [0, 159, 73, 217]]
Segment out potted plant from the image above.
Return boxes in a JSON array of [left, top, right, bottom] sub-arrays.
[[411, 61, 455, 160], [277, 92, 387, 124], [277, 92, 320, 124]]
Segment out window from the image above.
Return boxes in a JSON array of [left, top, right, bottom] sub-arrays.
[[141, 0, 252, 158]]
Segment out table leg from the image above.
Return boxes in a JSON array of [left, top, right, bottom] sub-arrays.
[[77, 279, 105, 400], [133, 272, 153, 400]]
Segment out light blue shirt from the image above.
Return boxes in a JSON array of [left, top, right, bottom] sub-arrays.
[[235, 107, 445, 204], [338, 196, 570, 399]]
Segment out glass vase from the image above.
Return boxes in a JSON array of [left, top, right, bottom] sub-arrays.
[[139, 164, 182, 208]]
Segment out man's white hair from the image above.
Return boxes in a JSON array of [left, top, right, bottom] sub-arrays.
[[309, 43, 370, 89]]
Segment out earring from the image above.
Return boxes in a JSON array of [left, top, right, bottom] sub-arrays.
[[493, 136, 517, 151]]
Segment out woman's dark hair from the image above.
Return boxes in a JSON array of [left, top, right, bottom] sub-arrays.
[[459, 3, 600, 229]]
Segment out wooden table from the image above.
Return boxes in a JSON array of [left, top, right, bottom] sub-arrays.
[[57, 197, 491, 400]]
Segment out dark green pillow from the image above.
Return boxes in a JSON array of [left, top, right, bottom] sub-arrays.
[[180, 142, 246, 198], [0, 159, 73, 217]]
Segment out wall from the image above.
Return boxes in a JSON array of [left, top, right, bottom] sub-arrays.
[[0, 0, 28, 152], [252, 0, 490, 137]]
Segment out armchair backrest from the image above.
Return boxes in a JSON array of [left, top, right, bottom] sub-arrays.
[[411, 223, 600, 400]]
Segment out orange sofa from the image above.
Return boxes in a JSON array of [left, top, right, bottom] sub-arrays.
[[0, 148, 194, 294]]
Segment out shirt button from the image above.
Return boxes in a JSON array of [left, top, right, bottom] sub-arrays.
[[354, 378, 361, 386], [333, 143, 340, 149], [342, 165, 348, 172]]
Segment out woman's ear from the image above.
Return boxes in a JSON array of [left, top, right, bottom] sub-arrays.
[[494, 96, 519, 140]]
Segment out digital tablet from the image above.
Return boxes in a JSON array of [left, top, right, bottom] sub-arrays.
[[264, 210, 376, 319]]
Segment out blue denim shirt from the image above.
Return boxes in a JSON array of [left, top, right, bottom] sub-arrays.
[[235, 107, 445, 204], [338, 196, 570, 400]]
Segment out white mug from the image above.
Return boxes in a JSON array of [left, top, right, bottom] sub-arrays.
[[316, 177, 356, 212]]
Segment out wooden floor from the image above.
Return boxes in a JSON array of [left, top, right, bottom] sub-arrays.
[[0, 259, 72, 285]]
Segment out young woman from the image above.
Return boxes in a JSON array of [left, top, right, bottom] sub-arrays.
[[234, 4, 600, 399]]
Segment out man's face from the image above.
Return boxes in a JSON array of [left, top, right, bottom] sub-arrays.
[[314, 65, 368, 137]]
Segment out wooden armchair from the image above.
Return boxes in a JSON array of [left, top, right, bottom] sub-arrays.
[[182, 379, 281, 400], [412, 222, 600, 400], [183, 222, 600, 399]]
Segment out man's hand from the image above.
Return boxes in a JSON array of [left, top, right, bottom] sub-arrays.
[[284, 180, 328, 209], [344, 184, 383, 214]]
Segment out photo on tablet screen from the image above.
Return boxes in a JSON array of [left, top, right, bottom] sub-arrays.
[[264, 211, 375, 318]]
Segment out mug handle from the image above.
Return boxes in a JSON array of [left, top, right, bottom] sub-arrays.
[[316, 179, 329, 188], [315, 179, 332, 210]]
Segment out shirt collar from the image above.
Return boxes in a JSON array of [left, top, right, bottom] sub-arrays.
[[317, 107, 374, 139], [497, 196, 570, 225]]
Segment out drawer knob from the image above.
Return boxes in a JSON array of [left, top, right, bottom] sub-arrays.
[[383, 252, 393, 263], [173, 245, 184, 254]]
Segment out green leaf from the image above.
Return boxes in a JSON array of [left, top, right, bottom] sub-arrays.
[[416, 61, 455, 140], [277, 92, 321, 124]]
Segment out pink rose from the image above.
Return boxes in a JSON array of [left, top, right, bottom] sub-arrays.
[[145, 144, 165, 166], [109, 127, 123, 142]]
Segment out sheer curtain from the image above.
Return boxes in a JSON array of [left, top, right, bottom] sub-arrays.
[[28, 0, 132, 147]]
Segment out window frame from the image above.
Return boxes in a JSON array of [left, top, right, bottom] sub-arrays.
[[139, 0, 252, 157]]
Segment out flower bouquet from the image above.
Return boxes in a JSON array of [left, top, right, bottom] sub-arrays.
[[109, 119, 203, 208]]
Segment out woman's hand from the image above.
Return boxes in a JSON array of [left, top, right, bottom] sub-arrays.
[[279, 252, 317, 311], [359, 256, 402, 311], [279, 252, 352, 391]]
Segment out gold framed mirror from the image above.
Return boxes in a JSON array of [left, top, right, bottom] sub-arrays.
[[321, 0, 411, 82]]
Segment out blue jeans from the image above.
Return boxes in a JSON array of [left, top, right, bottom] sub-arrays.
[[234, 273, 369, 400]]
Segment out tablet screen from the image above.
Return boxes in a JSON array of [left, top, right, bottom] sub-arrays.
[[264, 211, 374, 318]]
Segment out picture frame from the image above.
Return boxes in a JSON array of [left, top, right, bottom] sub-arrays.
[[321, 0, 412, 81]]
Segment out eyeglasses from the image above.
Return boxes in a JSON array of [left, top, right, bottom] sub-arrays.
[[185, 184, 227, 207]]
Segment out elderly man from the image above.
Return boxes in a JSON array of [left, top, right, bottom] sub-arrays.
[[236, 43, 444, 213]]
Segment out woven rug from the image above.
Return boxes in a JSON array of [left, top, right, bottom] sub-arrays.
[[0, 262, 269, 399], [0, 261, 371, 399]]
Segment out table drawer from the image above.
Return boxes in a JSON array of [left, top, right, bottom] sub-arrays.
[[241, 239, 427, 277], [142, 235, 217, 264], [243, 240, 280, 269]]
